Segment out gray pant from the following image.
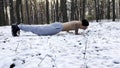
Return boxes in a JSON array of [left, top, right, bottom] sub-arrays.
[[18, 22, 63, 35]]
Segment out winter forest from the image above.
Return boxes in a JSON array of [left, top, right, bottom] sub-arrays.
[[0, 0, 119, 26], [1, 0, 120, 68]]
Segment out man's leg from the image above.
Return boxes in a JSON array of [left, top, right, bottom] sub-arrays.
[[18, 24, 36, 32], [12, 24, 41, 36], [18, 24, 41, 35]]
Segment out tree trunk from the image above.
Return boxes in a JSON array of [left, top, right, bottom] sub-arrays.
[[50, 1, 54, 22], [9, 0, 15, 24], [33, 0, 38, 24], [4, 0, 9, 25], [0, 0, 6, 26], [46, 0, 49, 24], [60, 0, 68, 22], [94, 0, 99, 22], [29, 0, 34, 24], [82, 0, 86, 19], [16, 0, 22, 24], [79, 0, 82, 20], [107, 0, 110, 19], [71, 0, 75, 20], [119, 0, 120, 19], [112, 0, 115, 21], [100, 0, 104, 19], [75, 0, 79, 20], [53, 0, 56, 22], [55, 0, 59, 21], [25, 0, 30, 24], [20, 0, 23, 23]]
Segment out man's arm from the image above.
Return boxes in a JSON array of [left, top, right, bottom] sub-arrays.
[[75, 24, 79, 35]]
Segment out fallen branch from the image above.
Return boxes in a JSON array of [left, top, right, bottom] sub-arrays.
[[82, 30, 89, 68], [38, 54, 48, 67], [15, 43, 19, 53], [38, 54, 57, 68]]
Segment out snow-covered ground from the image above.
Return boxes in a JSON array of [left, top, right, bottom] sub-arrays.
[[0, 21, 120, 68]]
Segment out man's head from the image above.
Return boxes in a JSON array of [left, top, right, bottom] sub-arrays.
[[81, 19, 89, 30], [82, 19, 89, 26]]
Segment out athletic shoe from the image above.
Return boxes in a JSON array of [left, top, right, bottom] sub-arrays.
[[11, 24, 20, 36]]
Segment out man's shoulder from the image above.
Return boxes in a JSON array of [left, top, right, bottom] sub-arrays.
[[69, 21, 82, 23]]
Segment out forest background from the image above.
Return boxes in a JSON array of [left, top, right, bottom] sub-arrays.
[[0, 0, 119, 26]]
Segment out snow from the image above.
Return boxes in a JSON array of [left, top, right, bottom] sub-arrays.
[[0, 21, 120, 68]]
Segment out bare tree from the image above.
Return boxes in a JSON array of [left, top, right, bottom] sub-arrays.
[[60, 0, 68, 22], [99, 0, 104, 20], [4, 0, 9, 25], [82, 0, 86, 19], [25, 0, 30, 24], [29, 0, 34, 24], [33, 0, 38, 24], [9, 0, 16, 24], [119, 0, 120, 19], [112, 0, 115, 21], [16, 0, 22, 24], [107, 0, 110, 19], [0, 0, 6, 26], [94, 0, 99, 22], [79, 0, 82, 20], [46, 0, 50, 24], [55, 0, 59, 21], [51, 0, 55, 22], [71, 0, 75, 20], [20, 0, 24, 23], [87, 0, 94, 20], [3, 0, 119, 25], [39, 1, 46, 24]]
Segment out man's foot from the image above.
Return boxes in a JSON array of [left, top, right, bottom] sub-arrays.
[[11, 24, 20, 36]]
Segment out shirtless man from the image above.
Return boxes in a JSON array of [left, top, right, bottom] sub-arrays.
[[62, 19, 89, 34], [11, 19, 89, 36]]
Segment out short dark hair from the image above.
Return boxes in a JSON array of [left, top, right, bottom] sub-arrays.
[[82, 19, 89, 26]]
